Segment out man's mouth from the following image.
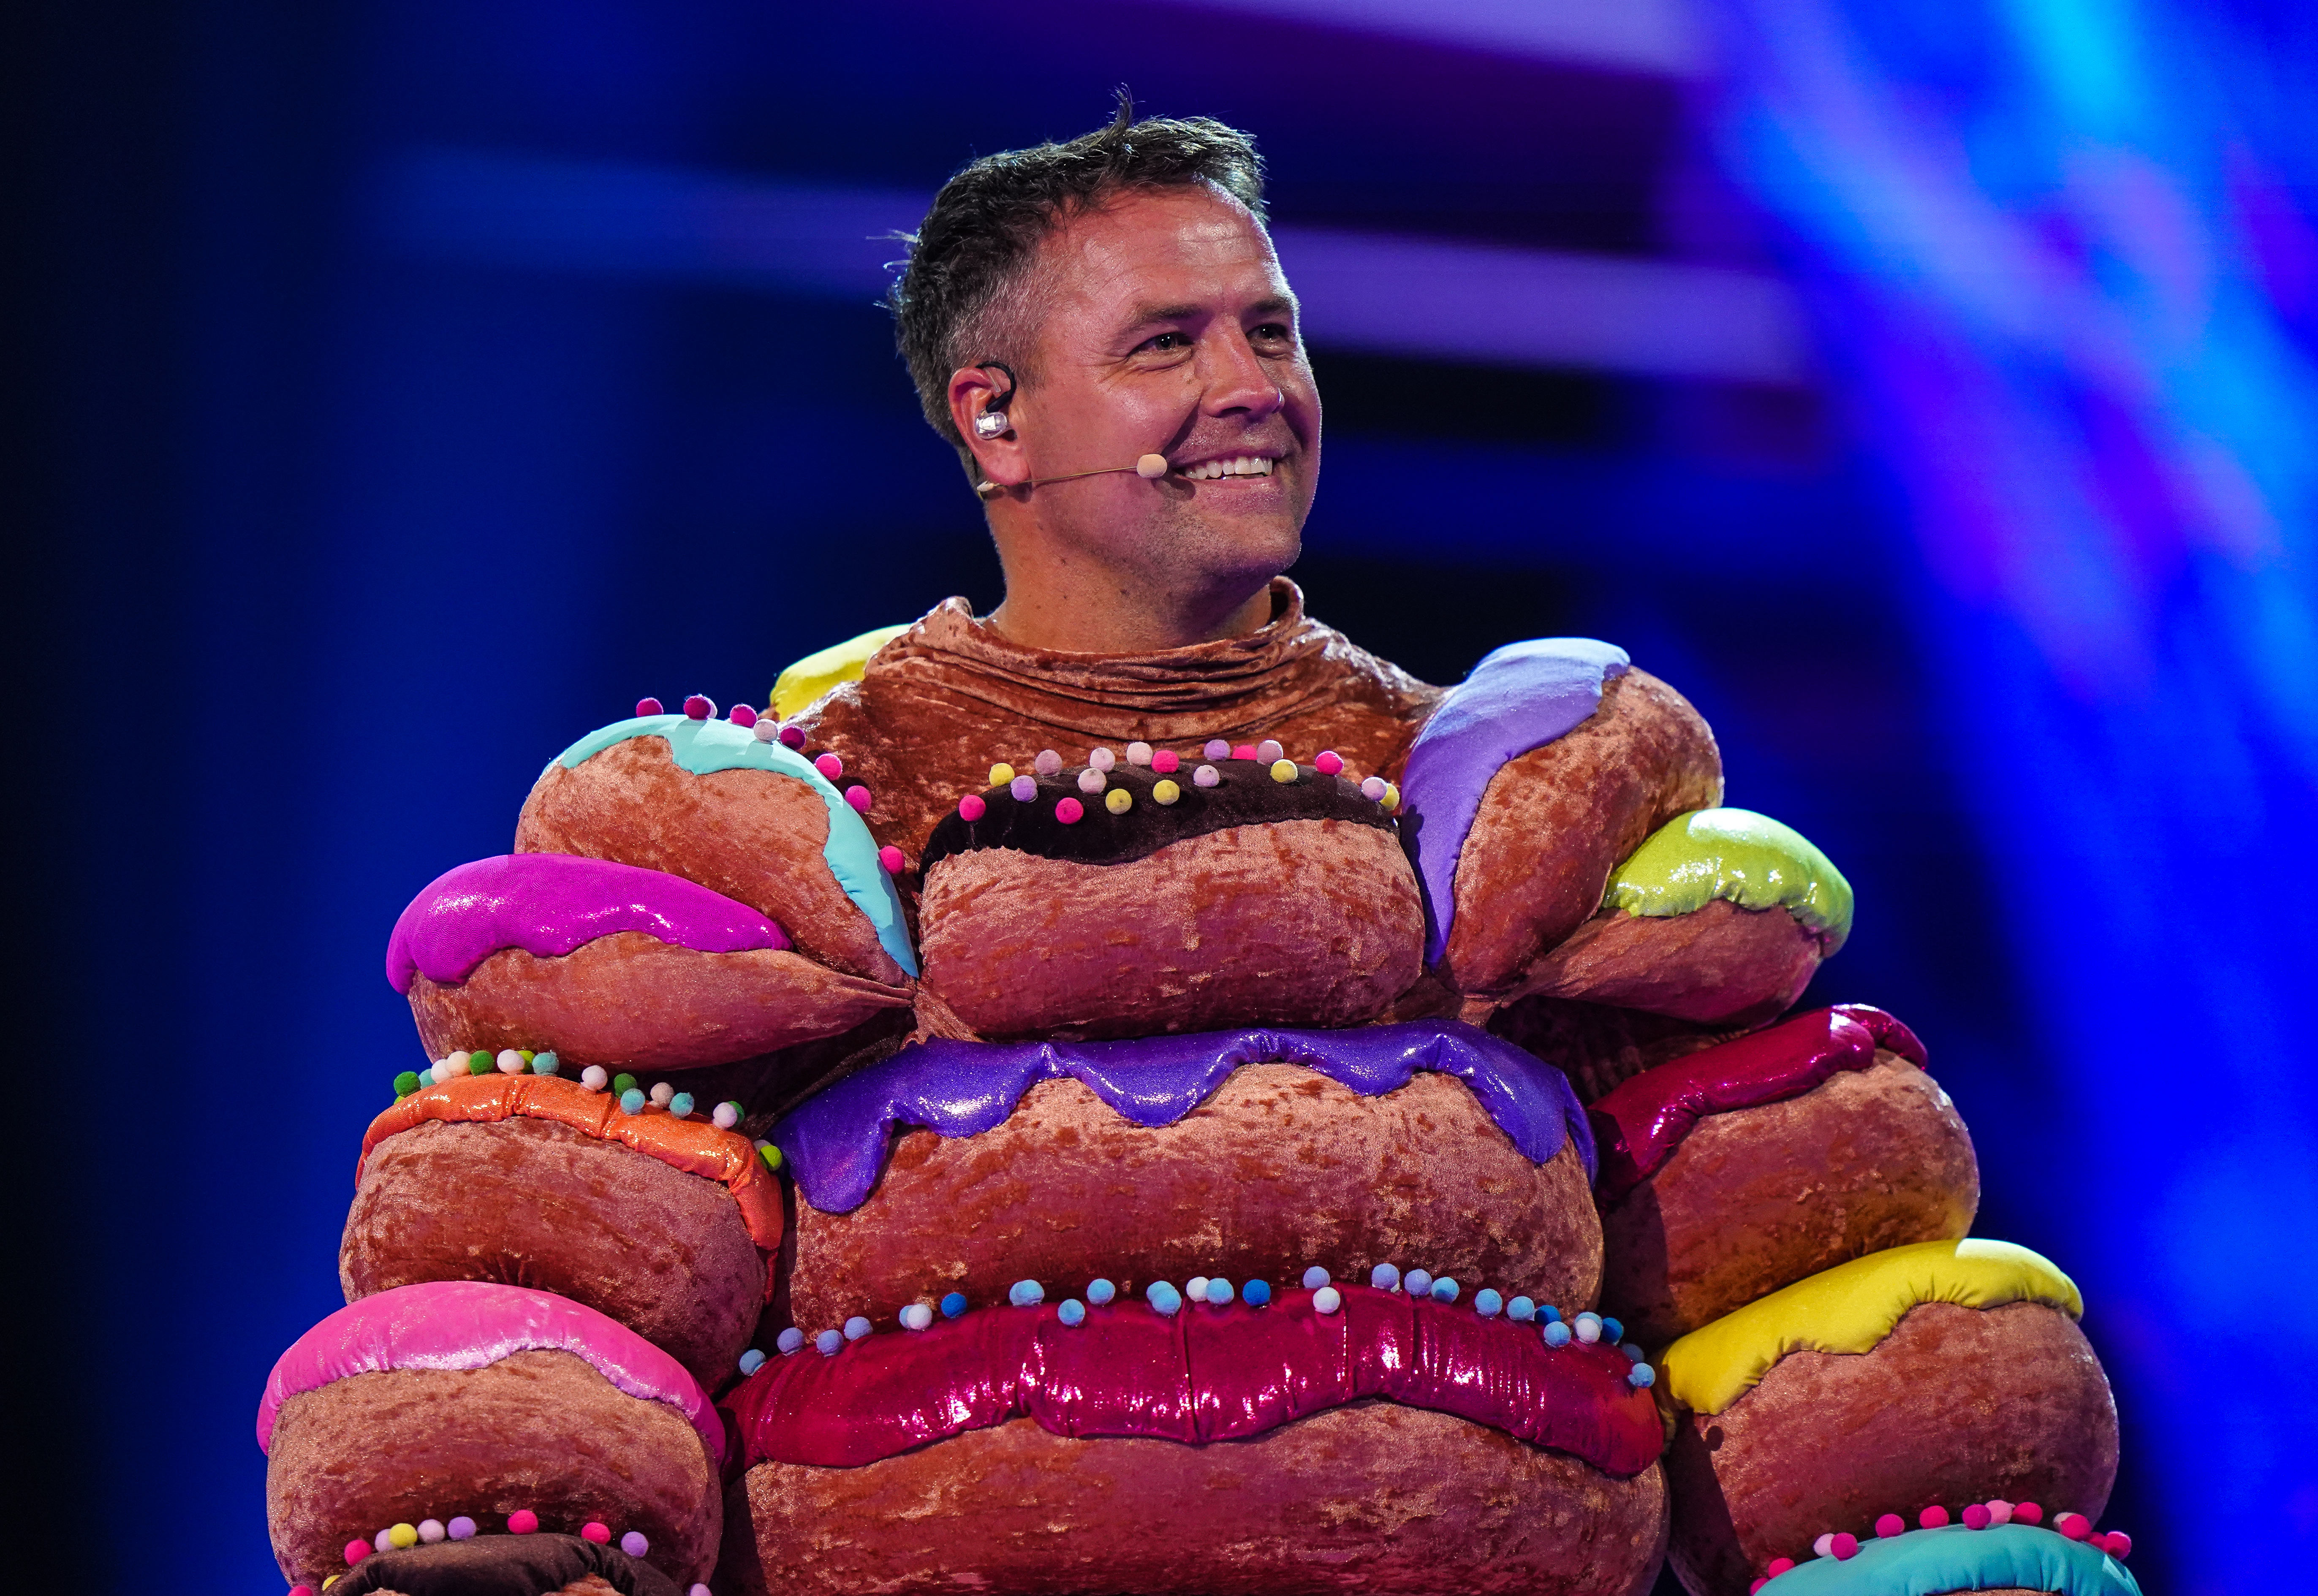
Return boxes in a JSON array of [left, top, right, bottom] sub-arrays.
[[1176, 455, 1279, 481]]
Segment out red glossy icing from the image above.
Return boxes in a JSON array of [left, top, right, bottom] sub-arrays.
[[723, 1287, 1662, 1477], [1588, 1004, 1927, 1206]]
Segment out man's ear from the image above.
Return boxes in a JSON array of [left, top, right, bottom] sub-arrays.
[[947, 366, 1030, 491]]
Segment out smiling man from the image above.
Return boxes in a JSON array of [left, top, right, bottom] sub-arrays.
[[787, 106, 1446, 854]]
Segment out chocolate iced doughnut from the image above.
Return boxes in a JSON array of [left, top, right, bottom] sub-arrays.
[[778, 1023, 1601, 1332], [343, 1086, 777, 1386], [718, 1287, 1667, 1596], [515, 714, 916, 984], [260, 1283, 725, 1590], [330, 1532, 683, 1596], [916, 757, 1421, 1039], [1591, 1006, 1977, 1345], [1656, 1243, 2117, 1596]]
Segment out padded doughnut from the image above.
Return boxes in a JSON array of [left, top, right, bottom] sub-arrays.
[[1591, 1006, 1977, 1345], [515, 714, 915, 983], [718, 1287, 1667, 1596], [774, 1022, 1600, 1333], [1656, 1242, 2117, 1596], [343, 1073, 784, 1386], [260, 1282, 724, 1590], [914, 757, 1421, 1039]]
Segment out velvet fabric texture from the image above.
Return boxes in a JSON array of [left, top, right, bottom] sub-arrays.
[[1599, 1058, 1979, 1346], [342, 1118, 766, 1388], [1663, 1302, 2119, 1596], [785, 1066, 1601, 1333], [405, 933, 913, 1071], [264, 1351, 722, 1589], [788, 581, 1442, 869], [723, 1407, 1667, 1596]]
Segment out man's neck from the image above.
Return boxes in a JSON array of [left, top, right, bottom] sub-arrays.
[[986, 567, 1278, 653]]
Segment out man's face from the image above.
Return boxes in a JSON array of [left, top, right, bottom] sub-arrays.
[[1003, 185, 1320, 600]]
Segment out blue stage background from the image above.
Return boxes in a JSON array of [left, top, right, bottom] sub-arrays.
[[21, 3, 2316, 1592]]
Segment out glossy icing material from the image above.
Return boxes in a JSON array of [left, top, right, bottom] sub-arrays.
[[257, 1280, 724, 1463], [722, 1286, 1661, 1475], [385, 853, 788, 994], [1605, 808, 1854, 951], [772, 623, 911, 721], [1660, 1240, 2084, 1416], [1758, 1522, 2140, 1595], [772, 1020, 1594, 1214], [359, 1073, 784, 1253], [1397, 638, 1631, 964], [1590, 1005, 1926, 1205], [552, 712, 916, 976]]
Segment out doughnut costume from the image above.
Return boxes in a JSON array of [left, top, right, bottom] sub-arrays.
[[255, 580, 2139, 1596]]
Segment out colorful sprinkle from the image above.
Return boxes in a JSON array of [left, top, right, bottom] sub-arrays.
[[988, 763, 1015, 786], [814, 752, 843, 779], [532, 1050, 560, 1075], [1361, 776, 1388, 800], [507, 1510, 538, 1536], [1475, 1289, 1503, 1317], [844, 784, 872, 813], [844, 1316, 872, 1341], [1243, 1279, 1273, 1306], [1874, 1514, 1905, 1539], [1370, 1264, 1402, 1290], [776, 1328, 805, 1354], [448, 1517, 477, 1541], [466, 1053, 492, 1076], [900, 1303, 934, 1331], [752, 717, 779, 742], [1151, 749, 1180, 774], [581, 1066, 609, 1092], [1010, 775, 1037, 802], [1813, 1535, 1835, 1559], [1315, 750, 1344, 775], [1544, 1321, 1573, 1347], [2055, 1514, 2089, 1541], [1920, 1506, 1951, 1530], [878, 844, 906, 874], [734, 1346, 768, 1376], [1832, 1534, 1859, 1560], [418, 1520, 446, 1544], [1429, 1277, 1459, 1303], [1204, 739, 1231, 759], [2013, 1504, 2043, 1526], [777, 724, 806, 749], [1962, 1504, 1992, 1531], [1010, 1279, 1045, 1307], [1089, 747, 1117, 771], [684, 695, 715, 721], [730, 703, 758, 728], [1314, 1286, 1343, 1314], [1077, 768, 1107, 794], [1193, 764, 1220, 787], [1538, 1305, 1562, 1323], [668, 1092, 695, 1119], [1152, 779, 1181, 805], [649, 1081, 675, 1107], [636, 698, 663, 717], [1621, 1342, 1646, 1362], [416, 1068, 436, 1088], [1147, 1281, 1183, 1315], [619, 1088, 646, 1115], [1055, 797, 1084, 824], [1302, 1266, 1331, 1288], [959, 793, 987, 822], [1205, 1278, 1235, 1305], [1105, 788, 1132, 814], [1600, 1316, 1623, 1342], [343, 1542, 369, 1567], [1188, 1276, 1209, 1302], [1985, 1501, 2014, 1526], [1382, 782, 1400, 811], [1507, 1296, 1535, 1322], [1125, 742, 1153, 766], [941, 1292, 967, 1318], [1257, 739, 1284, 763], [713, 1101, 742, 1130], [1404, 1269, 1434, 1297], [612, 1072, 638, 1095], [621, 1531, 649, 1558], [1628, 1363, 1656, 1388], [1034, 749, 1062, 776], [755, 1140, 783, 1172], [581, 1522, 611, 1545], [1058, 1298, 1087, 1326], [1574, 1312, 1603, 1344], [2104, 1532, 2133, 1560], [1767, 1559, 1795, 1577], [815, 1329, 844, 1355], [1233, 744, 1258, 760], [1087, 1278, 1117, 1305], [394, 1070, 419, 1097], [1269, 757, 1298, 782]]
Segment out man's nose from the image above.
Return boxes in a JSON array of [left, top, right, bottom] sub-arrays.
[[1198, 327, 1285, 419]]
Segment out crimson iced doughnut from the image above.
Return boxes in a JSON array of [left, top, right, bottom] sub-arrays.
[[258, 1281, 726, 1591], [340, 1069, 785, 1387], [911, 746, 1421, 1039], [1654, 1241, 2119, 1596], [1590, 1006, 1977, 1346], [773, 1021, 1602, 1335], [718, 1283, 1669, 1596]]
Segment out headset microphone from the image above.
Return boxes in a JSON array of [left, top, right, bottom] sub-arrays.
[[978, 454, 1171, 499]]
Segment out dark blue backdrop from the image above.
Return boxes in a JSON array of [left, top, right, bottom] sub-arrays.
[[23, 3, 2318, 1593]]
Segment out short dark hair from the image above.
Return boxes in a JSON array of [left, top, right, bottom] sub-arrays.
[[888, 97, 1267, 457]]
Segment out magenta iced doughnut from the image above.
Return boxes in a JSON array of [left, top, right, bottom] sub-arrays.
[[719, 1286, 1669, 1596], [258, 1281, 724, 1590], [389, 854, 912, 1082], [515, 709, 917, 984]]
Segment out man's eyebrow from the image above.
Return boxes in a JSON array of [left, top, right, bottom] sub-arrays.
[[1120, 294, 1300, 329]]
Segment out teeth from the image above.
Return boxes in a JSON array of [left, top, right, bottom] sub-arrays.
[[1188, 456, 1277, 480]]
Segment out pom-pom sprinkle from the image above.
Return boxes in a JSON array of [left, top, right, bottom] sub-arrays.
[[1404, 1270, 1433, 1298], [1919, 1506, 1951, 1530], [1009, 1279, 1045, 1307], [1361, 776, 1387, 801], [1034, 749, 1063, 776], [1055, 797, 1084, 824], [843, 1316, 872, 1341], [1078, 767, 1107, 795], [1058, 1298, 1087, 1326], [1962, 1504, 1992, 1531], [1429, 1277, 1460, 1303], [507, 1511, 538, 1536], [418, 1520, 446, 1545], [778, 724, 806, 749], [1302, 1266, 1331, 1289], [959, 793, 987, 822], [1151, 749, 1179, 774], [1257, 739, 1284, 763], [684, 695, 714, 721], [1243, 1278, 1273, 1306], [1087, 1278, 1117, 1305], [1204, 739, 1231, 759], [581, 1522, 611, 1545], [1315, 750, 1344, 775], [777, 1327, 805, 1354], [636, 698, 663, 717], [1106, 788, 1132, 814], [813, 752, 842, 779], [738, 1349, 766, 1376], [1126, 742, 1153, 766], [730, 703, 757, 728], [1147, 1281, 1183, 1315], [1875, 1514, 1905, 1539], [1152, 779, 1181, 805], [878, 844, 906, 873], [448, 1517, 477, 1540], [1269, 758, 1298, 783], [1371, 1264, 1402, 1290], [1089, 747, 1116, 771], [845, 784, 872, 813], [1475, 1289, 1503, 1317], [1010, 775, 1037, 802], [1544, 1321, 1573, 1347], [1508, 1296, 1535, 1322], [581, 1066, 609, 1092], [941, 1292, 968, 1319], [989, 763, 1015, 785], [621, 1532, 649, 1558], [815, 1329, 843, 1355], [1193, 764, 1220, 787], [900, 1302, 934, 1331], [1314, 1286, 1343, 1314]]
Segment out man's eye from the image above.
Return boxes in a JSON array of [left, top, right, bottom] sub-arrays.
[[1141, 332, 1191, 353], [1251, 323, 1295, 346]]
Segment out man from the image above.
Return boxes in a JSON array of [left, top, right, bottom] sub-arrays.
[[791, 106, 1442, 857]]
